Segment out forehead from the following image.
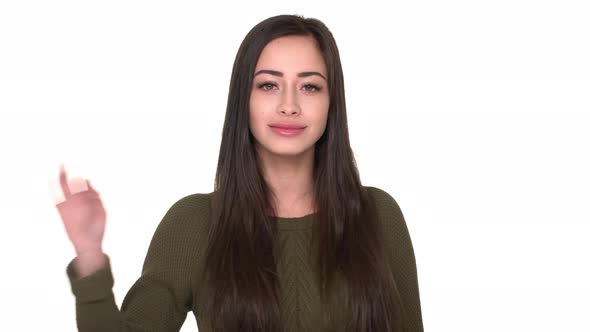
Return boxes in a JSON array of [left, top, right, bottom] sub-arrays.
[[255, 35, 326, 74]]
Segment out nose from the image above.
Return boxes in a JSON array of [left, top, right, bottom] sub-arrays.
[[278, 86, 301, 115]]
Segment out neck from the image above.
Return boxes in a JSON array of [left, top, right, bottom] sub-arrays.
[[256, 144, 315, 215]]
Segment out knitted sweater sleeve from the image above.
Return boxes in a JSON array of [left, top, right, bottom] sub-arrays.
[[369, 187, 425, 332], [65, 195, 202, 332]]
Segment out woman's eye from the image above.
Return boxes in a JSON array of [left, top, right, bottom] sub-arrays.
[[257, 82, 321, 92], [258, 82, 276, 91], [303, 84, 321, 92]]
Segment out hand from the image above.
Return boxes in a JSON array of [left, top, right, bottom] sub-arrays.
[[55, 164, 107, 255]]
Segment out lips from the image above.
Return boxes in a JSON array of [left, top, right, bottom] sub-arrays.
[[270, 126, 306, 136], [269, 122, 306, 129]]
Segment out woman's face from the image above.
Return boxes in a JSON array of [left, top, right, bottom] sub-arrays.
[[249, 35, 330, 158]]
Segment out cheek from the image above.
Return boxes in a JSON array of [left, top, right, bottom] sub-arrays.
[[249, 92, 266, 112], [305, 95, 330, 114], [314, 98, 330, 122], [248, 97, 259, 124], [248, 103, 268, 132], [317, 113, 329, 132]]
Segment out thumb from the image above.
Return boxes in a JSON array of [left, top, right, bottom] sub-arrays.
[[86, 180, 98, 193]]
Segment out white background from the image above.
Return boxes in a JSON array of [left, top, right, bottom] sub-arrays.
[[1, 0, 589, 331]]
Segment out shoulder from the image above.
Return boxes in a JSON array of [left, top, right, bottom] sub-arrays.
[[166, 191, 213, 216], [158, 191, 214, 226], [144, 192, 214, 271], [152, 191, 214, 241], [363, 186, 409, 237], [364, 186, 403, 217]]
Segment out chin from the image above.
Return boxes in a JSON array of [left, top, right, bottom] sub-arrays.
[[257, 143, 311, 158]]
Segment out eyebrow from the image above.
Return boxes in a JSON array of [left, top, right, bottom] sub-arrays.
[[254, 69, 326, 81]]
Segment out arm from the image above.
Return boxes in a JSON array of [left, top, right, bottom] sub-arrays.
[[370, 187, 425, 332], [66, 196, 200, 332]]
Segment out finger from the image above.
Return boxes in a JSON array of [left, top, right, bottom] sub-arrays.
[[86, 180, 98, 193], [48, 177, 66, 206], [69, 177, 88, 195], [59, 163, 72, 199]]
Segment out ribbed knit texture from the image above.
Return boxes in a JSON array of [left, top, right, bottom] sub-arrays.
[[66, 186, 424, 331]]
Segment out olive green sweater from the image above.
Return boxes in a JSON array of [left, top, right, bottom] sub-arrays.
[[66, 186, 424, 331]]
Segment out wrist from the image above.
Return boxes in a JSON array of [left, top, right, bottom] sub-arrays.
[[74, 251, 107, 278], [75, 247, 104, 257]]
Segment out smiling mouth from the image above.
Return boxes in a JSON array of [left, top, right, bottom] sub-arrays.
[[269, 125, 306, 129], [269, 126, 306, 136]]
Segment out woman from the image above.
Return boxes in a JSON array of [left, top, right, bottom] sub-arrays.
[[56, 14, 424, 332]]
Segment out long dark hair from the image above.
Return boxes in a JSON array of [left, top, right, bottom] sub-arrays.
[[200, 14, 406, 331]]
